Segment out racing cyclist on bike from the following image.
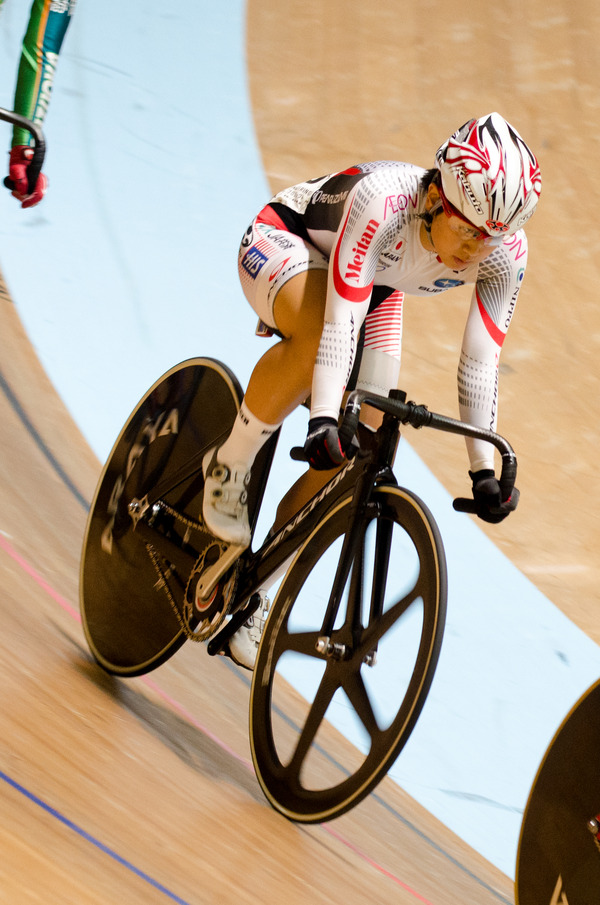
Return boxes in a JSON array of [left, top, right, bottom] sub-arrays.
[[203, 112, 541, 559], [2, 0, 76, 207]]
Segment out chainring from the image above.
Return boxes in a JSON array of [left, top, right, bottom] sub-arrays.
[[183, 541, 239, 641]]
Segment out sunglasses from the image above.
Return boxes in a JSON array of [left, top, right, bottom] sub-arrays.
[[437, 187, 505, 247]]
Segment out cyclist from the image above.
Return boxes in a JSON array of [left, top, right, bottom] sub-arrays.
[[203, 112, 541, 551], [2, 0, 76, 208]]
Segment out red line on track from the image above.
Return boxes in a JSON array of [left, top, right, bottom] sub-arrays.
[[0, 533, 81, 622], [0, 533, 435, 905]]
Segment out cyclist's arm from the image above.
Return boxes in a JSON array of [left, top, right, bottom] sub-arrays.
[[459, 233, 528, 471], [309, 188, 395, 421], [10, 0, 75, 147]]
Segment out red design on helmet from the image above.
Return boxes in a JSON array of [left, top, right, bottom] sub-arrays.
[[435, 113, 541, 237]]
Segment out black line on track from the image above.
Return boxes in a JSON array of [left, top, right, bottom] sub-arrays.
[[0, 343, 511, 902], [0, 366, 90, 511]]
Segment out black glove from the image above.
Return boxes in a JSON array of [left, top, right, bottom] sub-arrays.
[[470, 469, 519, 524], [303, 417, 357, 470]]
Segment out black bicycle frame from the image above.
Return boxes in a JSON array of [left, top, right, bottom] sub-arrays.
[[130, 385, 517, 658], [206, 405, 403, 657]]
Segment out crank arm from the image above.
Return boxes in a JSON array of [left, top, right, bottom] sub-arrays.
[[195, 543, 246, 601]]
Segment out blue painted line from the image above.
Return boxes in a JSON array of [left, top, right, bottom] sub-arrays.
[[0, 768, 193, 905], [224, 660, 511, 904]]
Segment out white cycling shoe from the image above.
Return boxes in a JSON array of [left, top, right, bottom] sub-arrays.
[[202, 448, 251, 548], [227, 591, 270, 670]]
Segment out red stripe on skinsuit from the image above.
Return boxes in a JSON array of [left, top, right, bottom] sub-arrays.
[[255, 204, 290, 231], [477, 290, 506, 346]]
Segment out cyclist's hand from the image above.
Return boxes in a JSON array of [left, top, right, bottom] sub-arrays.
[[8, 146, 47, 208], [303, 417, 357, 470], [469, 468, 519, 524]]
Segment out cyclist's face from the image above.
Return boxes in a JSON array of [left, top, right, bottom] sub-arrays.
[[423, 184, 496, 271]]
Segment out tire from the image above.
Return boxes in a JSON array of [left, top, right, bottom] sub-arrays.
[[249, 484, 447, 823], [79, 358, 243, 676], [515, 679, 600, 905]]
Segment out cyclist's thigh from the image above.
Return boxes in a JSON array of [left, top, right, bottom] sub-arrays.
[[272, 268, 329, 340], [238, 215, 328, 333]]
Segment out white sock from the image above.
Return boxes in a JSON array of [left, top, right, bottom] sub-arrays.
[[217, 400, 280, 472]]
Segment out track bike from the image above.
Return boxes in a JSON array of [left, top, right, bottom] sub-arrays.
[[80, 357, 518, 822], [515, 679, 600, 905]]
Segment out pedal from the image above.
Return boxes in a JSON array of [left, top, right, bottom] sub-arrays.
[[195, 543, 245, 602]]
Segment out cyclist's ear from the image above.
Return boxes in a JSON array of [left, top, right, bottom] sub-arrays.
[[425, 182, 441, 213]]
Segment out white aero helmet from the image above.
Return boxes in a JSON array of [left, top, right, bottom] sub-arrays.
[[435, 112, 541, 238]]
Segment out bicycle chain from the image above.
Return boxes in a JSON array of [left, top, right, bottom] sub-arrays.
[[154, 497, 206, 538], [145, 542, 199, 640], [144, 499, 239, 642]]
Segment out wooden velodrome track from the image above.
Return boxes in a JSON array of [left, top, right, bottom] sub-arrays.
[[1, 2, 598, 903]]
